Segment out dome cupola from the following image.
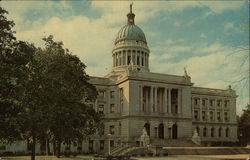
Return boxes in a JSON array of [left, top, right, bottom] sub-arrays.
[[112, 3, 150, 73]]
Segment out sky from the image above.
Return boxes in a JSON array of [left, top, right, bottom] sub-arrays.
[[1, 1, 249, 115]]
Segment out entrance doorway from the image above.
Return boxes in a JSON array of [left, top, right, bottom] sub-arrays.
[[158, 123, 164, 139]]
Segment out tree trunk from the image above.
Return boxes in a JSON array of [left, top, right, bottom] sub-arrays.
[[31, 135, 36, 160], [56, 139, 61, 158], [46, 138, 50, 155], [53, 141, 56, 156]]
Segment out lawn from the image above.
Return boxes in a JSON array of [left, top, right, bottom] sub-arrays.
[[0, 156, 98, 160]]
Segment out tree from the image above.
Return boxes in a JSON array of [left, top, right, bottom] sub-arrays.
[[238, 104, 250, 146], [0, 6, 101, 160], [19, 36, 101, 159], [0, 7, 33, 142], [40, 36, 100, 158]]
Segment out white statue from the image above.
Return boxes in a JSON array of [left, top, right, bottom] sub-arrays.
[[140, 127, 150, 147], [191, 128, 201, 145]]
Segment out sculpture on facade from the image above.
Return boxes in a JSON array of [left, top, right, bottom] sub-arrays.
[[140, 127, 150, 147], [126, 61, 138, 76], [191, 128, 201, 145], [183, 66, 190, 79]]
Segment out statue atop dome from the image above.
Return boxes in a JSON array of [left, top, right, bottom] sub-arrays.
[[130, 2, 133, 13], [127, 3, 135, 25]]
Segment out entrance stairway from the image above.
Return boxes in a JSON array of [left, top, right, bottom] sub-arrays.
[[151, 138, 199, 147]]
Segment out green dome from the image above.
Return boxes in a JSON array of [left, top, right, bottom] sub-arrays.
[[115, 24, 147, 44]]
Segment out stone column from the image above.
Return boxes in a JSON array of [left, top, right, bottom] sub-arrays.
[[112, 54, 114, 67], [146, 88, 149, 113], [214, 99, 217, 122], [222, 100, 225, 122], [150, 86, 153, 113], [114, 53, 116, 67], [154, 87, 158, 112], [168, 88, 171, 113], [144, 53, 146, 67], [119, 52, 121, 66], [140, 85, 144, 112], [199, 99, 202, 121], [177, 89, 181, 114], [125, 51, 128, 65], [121, 52, 124, 66], [164, 88, 168, 113]]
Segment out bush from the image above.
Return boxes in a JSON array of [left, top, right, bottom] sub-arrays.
[[148, 152, 154, 156], [132, 154, 137, 157], [155, 153, 160, 157], [140, 153, 145, 157], [163, 152, 168, 156]]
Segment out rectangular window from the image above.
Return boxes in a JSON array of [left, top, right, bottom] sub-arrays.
[[100, 140, 104, 150], [202, 111, 206, 120], [110, 125, 115, 135], [217, 112, 221, 121], [98, 105, 104, 114], [224, 112, 228, 121], [210, 100, 213, 106], [194, 99, 198, 105], [110, 91, 115, 99], [217, 100, 221, 107], [224, 100, 228, 107], [98, 90, 105, 99], [202, 99, 206, 106], [110, 104, 115, 113], [194, 110, 199, 120], [99, 125, 104, 135], [110, 140, 114, 148], [210, 111, 214, 120]]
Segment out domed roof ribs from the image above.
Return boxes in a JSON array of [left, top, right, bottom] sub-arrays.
[[127, 3, 135, 25]]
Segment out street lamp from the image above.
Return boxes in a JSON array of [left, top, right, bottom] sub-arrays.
[[108, 133, 111, 155]]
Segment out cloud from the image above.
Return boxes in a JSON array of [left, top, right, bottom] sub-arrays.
[[224, 22, 235, 30], [200, 33, 207, 38], [150, 42, 248, 114]]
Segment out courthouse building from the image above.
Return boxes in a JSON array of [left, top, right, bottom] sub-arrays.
[[86, 6, 238, 153], [0, 5, 238, 154]]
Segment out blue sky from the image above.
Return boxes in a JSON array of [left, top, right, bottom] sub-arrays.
[[1, 1, 249, 115]]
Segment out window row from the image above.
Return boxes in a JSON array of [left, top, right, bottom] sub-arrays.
[[88, 140, 114, 151], [194, 98, 229, 108], [98, 90, 115, 99], [113, 50, 149, 67], [194, 110, 229, 122], [98, 122, 122, 136], [196, 126, 230, 138], [97, 104, 115, 114]]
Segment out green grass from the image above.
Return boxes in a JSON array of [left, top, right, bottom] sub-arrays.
[[0, 156, 96, 160]]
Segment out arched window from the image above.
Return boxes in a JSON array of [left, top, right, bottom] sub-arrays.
[[144, 123, 150, 136], [158, 123, 164, 139], [211, 127, 214, 137], [203, 127, 207, 137], [226, 128, 229, 137], [172, 123, 177, 139]]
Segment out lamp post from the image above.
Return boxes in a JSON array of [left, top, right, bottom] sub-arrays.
[[108, 133, 111, 155]]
